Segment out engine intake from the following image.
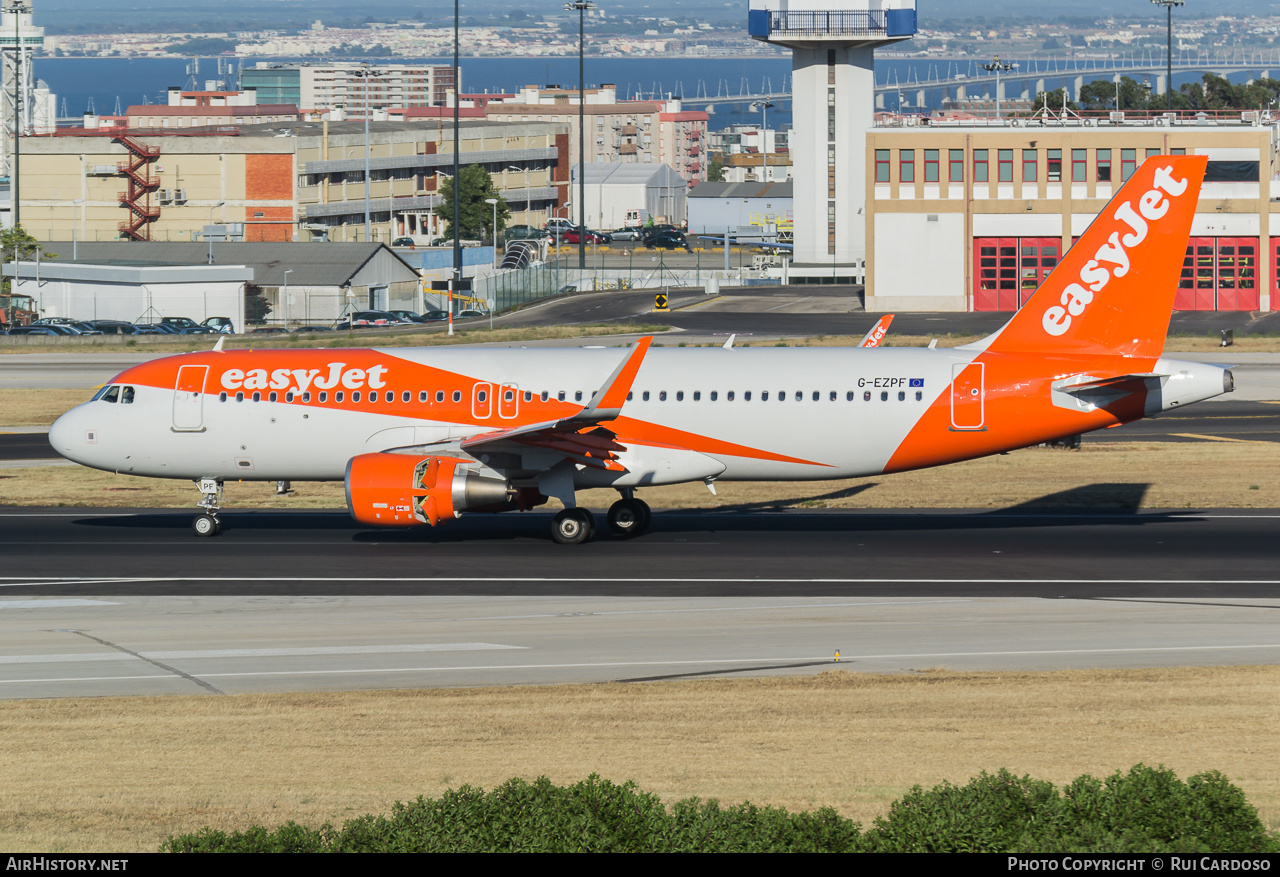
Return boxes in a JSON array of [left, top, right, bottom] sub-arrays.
[[345, 453, 522, 527]]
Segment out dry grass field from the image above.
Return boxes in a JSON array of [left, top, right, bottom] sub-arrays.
[[1, 667, 1277, 852]]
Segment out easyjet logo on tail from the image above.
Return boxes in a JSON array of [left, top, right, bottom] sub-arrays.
[[1042, 165, 1190, 337]]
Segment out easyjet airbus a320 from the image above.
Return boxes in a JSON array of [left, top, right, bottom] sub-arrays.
[[49, 156, 1233, 543]]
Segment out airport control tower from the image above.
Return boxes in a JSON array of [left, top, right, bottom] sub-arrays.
[[749, 1, 916, 280]]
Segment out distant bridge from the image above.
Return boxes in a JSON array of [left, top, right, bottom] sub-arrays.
[[671, 51, 1280, 114]]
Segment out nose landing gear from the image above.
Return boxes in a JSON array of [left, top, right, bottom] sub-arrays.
[[192, 478, 223, 537]]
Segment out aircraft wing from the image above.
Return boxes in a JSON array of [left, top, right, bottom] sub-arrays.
[[458, 337, 653, 470]]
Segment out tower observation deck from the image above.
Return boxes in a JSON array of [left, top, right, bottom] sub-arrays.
[[749, 0, 916, 278]]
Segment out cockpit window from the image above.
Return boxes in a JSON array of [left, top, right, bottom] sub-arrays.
[[121, 386, 135, 404], [97, 385, 120, 403]]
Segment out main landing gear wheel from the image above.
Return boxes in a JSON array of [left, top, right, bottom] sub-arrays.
[[552, 508, 596, 545], [607, 498, 651, 537], [192, 513, 220, 537]]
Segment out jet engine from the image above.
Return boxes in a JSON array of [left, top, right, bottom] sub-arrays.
[[345, 453, 539, 527]]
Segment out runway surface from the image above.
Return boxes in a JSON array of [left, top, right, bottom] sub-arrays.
[[5, 506, 1280, 598], [2, 508, 1279, 699]]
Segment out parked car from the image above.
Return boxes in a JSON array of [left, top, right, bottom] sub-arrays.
[[5, 325, 59, 336], [457, 308, 489, 319], [250, 326, 290, 335], [503, 225, 547, 243], [30, 318, 101, 335], [646, 230, 692, 251], [292, 325, 335, 333], [160, 317, 201, 330], [202, 317, 235, 334], [178, 326, 218, 335], [86, 320, 142, 335], [335, 310, 412, 330], [391, 236, 416, 248], [608, 227, 646, 242], [390, 310, 428, 323], [420, 310, 450, 322], [563, 228, 611, 245], [544, 218, 575, 234], [137, 323, 181, 334], [641, 224, 682, 242]]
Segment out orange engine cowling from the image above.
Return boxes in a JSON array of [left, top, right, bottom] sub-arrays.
[[345, 453, 518, 527]]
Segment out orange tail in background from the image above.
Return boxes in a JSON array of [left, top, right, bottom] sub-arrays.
[[981, 155, 1207, 359]]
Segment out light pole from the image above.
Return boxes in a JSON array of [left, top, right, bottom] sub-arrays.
[[352, 65, 380, 243], [485, 197, 499, 266], [565, 0, 595, 271], [207, 200, 224, 265], [71, 198, 83, 259], [282, 268, 293, 327], [1151, 0, 1184, 113], [978, 55, 1017, 119], [7, 0, 24, 228], [452, 0, 462, 293]]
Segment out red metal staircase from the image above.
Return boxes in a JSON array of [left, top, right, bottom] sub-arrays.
[[114, 135, 160, 241]]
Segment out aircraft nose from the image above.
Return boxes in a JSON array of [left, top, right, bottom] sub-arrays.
[[48, 407, 87, 463]]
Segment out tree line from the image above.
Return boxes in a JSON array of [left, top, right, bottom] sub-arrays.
[[1033, 72, 1280, 114]]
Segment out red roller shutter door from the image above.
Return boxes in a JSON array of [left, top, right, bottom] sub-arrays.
[[973, 237, 1058, 311], [1177, 238, 1258, 311]]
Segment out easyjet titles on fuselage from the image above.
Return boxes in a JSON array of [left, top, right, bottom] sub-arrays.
[[1042, 164, 1191, 337], [219, 362, 391, 394]]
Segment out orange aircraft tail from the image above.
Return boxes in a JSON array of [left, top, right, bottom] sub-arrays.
[[980, 155, 1207, 359]]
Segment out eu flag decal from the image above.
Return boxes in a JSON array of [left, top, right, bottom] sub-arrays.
[[909, 378, 924, 388]]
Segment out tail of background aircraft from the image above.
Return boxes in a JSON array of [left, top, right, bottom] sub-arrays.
[[978, 155, 1207, 359]]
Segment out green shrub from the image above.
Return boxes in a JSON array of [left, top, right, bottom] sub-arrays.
[[163, 766, 1278, 853], [863, 764, 1279, 854]]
